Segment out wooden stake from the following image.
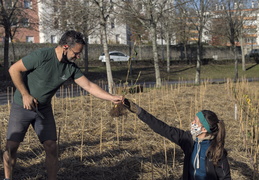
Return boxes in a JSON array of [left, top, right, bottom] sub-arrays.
[[151, 150, 154, 180], [173, 100, 182, 129], [164, 139, 168, 179], [61, 86, 64, 110], [57, 127, 61, 158], [90, 94, 93, 117], [115, 117, 119, 144], [173, 143, 176, 169], [81, 114, 85, 161], [100, 114, 103, 153], [71, 83, 74, 98]]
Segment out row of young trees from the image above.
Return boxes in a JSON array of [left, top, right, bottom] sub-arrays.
[[0, 0, 256, 91]]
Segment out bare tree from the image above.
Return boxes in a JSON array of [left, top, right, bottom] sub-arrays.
[[91, 0, 115, 93], [174, 5, 194, 64], [117, 0, 175, 88], [41, 0, 98, 74], [211, 0, 254, 81], [0, 0, 37, 79], [158, 2, 176, 73], [115, 2, 149, 62], [177, 0, 215, 85]]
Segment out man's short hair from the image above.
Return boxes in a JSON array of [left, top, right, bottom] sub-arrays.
[[59, 30, 86, 47]]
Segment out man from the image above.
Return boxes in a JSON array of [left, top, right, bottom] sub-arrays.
[[3, 30, 122, 180]]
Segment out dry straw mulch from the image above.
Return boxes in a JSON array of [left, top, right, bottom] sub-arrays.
[[0, 80, 258, 180]]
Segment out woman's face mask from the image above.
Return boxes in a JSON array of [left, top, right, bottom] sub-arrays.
[[190, 123, 203, 137]]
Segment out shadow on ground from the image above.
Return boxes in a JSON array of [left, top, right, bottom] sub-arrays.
[[0, 138, 186, 180]]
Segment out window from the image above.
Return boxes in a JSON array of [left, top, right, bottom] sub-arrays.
[[117, 53, 125, 56], [61, 20, 67, 28], [26, 36, 34, 43], [6, 1, 14, 9], [246, 38, 255, 44], [137, 2, 143, 11], [21, 18, 29, 27], [53, 18, 59, 29], [24, 0, 32, 9], [11, 18, 19, 26], [111, 22, 115, 29], [111, 18, 115, 29], [51, 35, 57, 43], [53, 5, 58, 12], [52, 0, 59, 12], [116, 34, 120, 44]]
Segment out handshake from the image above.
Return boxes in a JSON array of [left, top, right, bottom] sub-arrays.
[[110, 98, 140, 117]]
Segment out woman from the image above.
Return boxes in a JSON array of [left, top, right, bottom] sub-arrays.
[[123, 98, 231, 180]]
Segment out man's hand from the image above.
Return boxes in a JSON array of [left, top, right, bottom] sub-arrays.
[[22, 94, 38, 110], [123, 98, 140, 114], [111, 95, 124, 104]]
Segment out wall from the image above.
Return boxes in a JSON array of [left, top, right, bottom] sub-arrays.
[[0, 43, 241, 63], [0, 43, 54, 61]]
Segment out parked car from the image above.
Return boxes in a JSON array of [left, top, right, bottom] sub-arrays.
[[99, 51, 130, 62], [246, 49, 259, 58]]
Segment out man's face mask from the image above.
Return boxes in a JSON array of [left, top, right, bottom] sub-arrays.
[[61, 52, 69, 63], [190, 123, 203, 137]]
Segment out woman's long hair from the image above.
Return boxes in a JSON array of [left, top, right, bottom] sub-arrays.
[[202, 110, 226, 165]]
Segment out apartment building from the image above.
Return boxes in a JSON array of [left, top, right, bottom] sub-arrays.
[[37, 0, 129, 45], [0, 0, 128, 45], [37, 0, 62, 43], [209, 3, 259, 54], [242, 8, 259, 53], [0, 0, 39, 43]]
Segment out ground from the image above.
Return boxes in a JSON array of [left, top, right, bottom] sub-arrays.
[[0, 80, 258, 179]]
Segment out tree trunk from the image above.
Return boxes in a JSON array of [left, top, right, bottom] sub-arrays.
[[161, 34, 164, 61], [11, 41, 16, 66], [101, 25, 114, 94], [96, 0, 114, 94], [139, 44, 142, 61], [151, 25, 161, 88], [195, 39, 202, 85], [234, 46, 238, 82], [184, 44, 187, 63], [138, 35, 142, 61], [84, 36, 89, 74], [166, 31, 170, 73], [195, 0, 205, 85], [195, 44, 201, 85], [240, 36, 246, 71], [3, 27, 10, 80]]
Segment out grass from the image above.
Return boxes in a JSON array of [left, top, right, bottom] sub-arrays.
[[1, 60, 258, 85], [84, 61, 259, 84]]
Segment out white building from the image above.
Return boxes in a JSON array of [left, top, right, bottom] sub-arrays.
[[37, 0, 130, 45], [37, 0, 259, 54], [38, 0, 63, 43]]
